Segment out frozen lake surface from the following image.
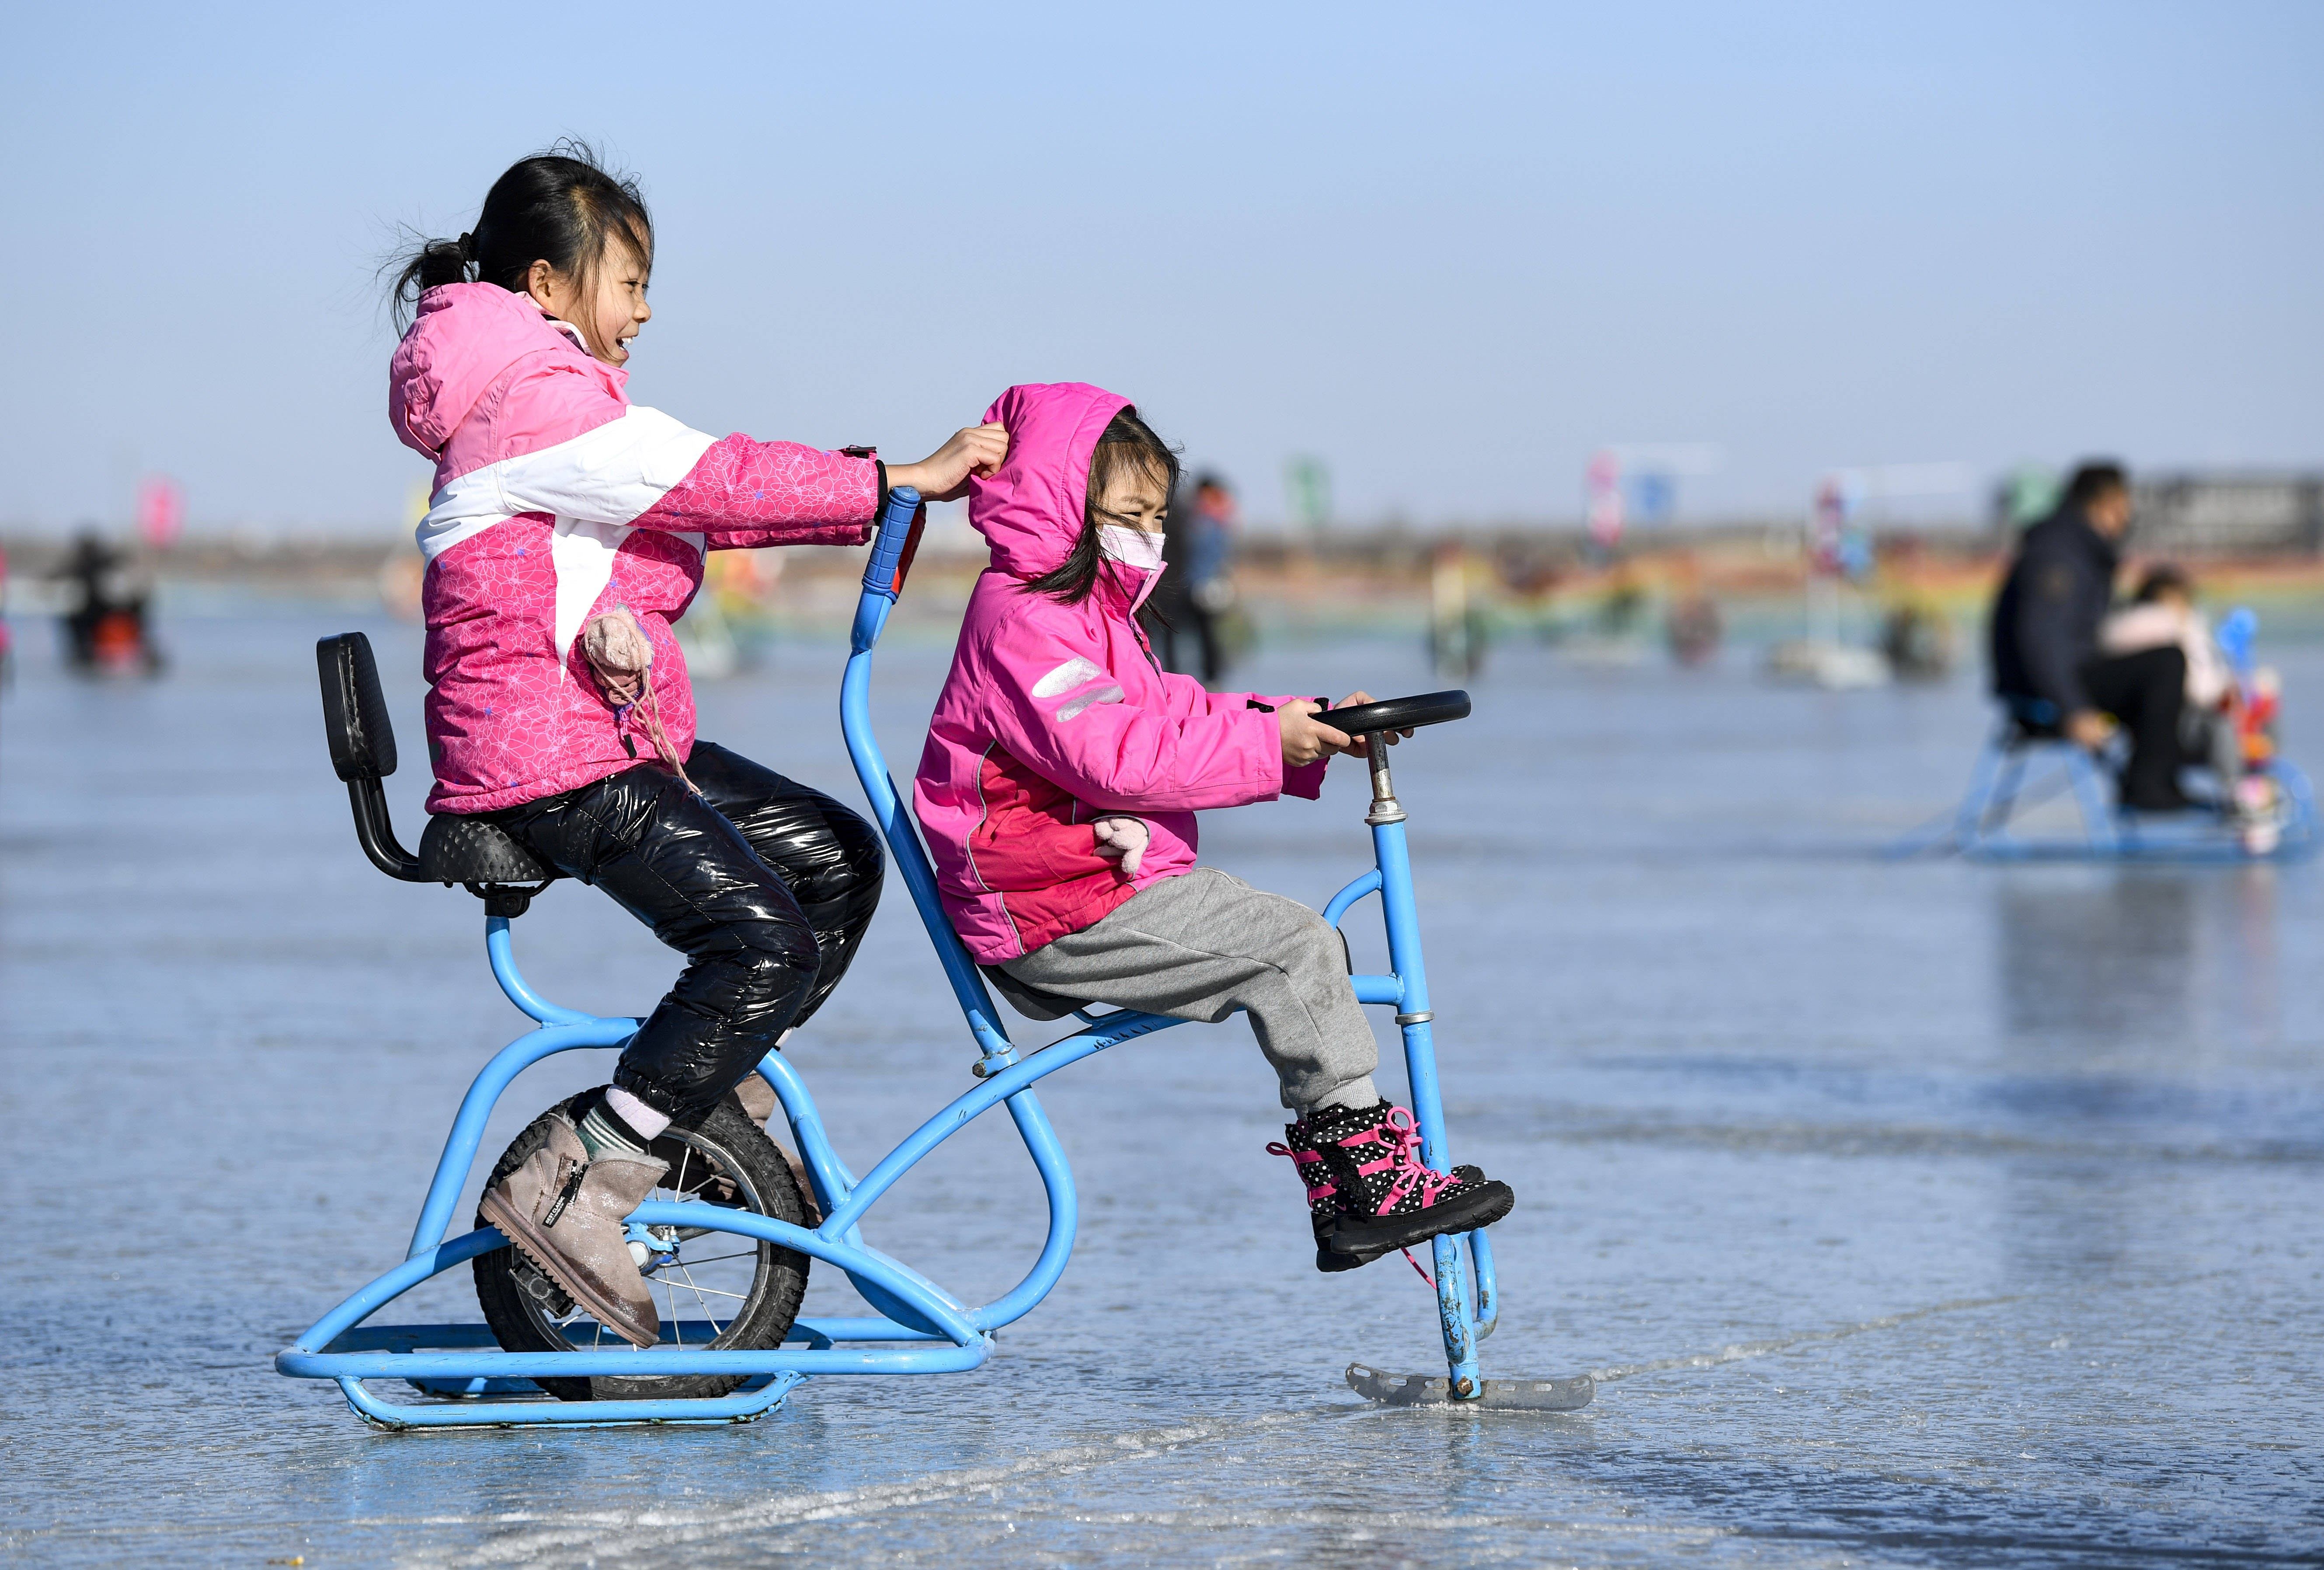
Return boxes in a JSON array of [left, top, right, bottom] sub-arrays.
[[4, 613, 2321, 1567]]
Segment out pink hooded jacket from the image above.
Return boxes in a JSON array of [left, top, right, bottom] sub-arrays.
[[390, 282, 879, 813], [913, 383, 1328, 963]]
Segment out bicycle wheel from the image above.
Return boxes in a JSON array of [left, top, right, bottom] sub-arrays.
[[471, 1093, 811, 1402]]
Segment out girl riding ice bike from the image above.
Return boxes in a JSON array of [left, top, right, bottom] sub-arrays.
[[386, 145, 1003, 1348], [912, 382, 1515, 1271]]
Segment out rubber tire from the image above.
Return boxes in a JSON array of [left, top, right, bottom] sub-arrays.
[[471, 1094, 811, 1403]]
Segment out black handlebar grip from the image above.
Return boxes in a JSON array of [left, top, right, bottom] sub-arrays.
[[1312, 690, 1472, 735]]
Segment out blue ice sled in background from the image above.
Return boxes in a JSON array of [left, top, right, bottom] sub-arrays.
[[277, 487, 1590, 1427], [1946, 607, 2317, 863]]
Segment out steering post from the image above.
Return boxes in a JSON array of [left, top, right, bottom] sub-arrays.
[[1364, 734, 1406, 826]]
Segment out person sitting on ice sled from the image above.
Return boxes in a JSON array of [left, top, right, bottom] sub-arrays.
[[912, 382, 1515, 1271], [2100, 564, 2259, 818]]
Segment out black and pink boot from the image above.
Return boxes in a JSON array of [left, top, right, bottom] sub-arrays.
[[1267, 1125, 1363, 1273], [1271, 1111, 1495, 1273], [1305, 1100, 1512, 1266]]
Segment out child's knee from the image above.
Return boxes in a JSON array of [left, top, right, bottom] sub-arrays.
[[683, 920, 822, 994], [1280, 908, 1352, 976], [683, 929, 820, 1013], [778, 802, 887, 910], [830, 809, 886, 891]]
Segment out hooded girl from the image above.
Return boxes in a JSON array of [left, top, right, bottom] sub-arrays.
[[914, 382, 1515, 1271]]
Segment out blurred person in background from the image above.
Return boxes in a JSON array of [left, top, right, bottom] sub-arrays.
[[1990, 461, 2188, 811], [1147, 471, 1238, 684], [53, 526, 160, 675]]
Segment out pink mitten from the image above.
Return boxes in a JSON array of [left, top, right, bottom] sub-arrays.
[[1091, 816, 1149, 877], [581, 607, 654, 705], [578, 606, 698, 795]]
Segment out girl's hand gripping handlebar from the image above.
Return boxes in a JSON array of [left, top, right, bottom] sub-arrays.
[[1278, 691, 1418, 767]]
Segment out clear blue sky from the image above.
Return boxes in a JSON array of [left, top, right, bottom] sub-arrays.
[[3, 1, 2317, 533]]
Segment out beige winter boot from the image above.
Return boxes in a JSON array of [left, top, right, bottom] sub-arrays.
[[729, 1073, 777, 1125], [479, 1118, 669, 1349]]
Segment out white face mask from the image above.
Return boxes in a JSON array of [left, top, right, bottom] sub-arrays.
[[1095, 524, 1166, 616], [1097, 524, 1165, 572]]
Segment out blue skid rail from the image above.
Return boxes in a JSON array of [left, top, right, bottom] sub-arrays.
[[1949, 715, 2317, 863], [277, 486, 1500, 1425]]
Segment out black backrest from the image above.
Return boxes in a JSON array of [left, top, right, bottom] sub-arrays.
[[318, 632, 398, 782]]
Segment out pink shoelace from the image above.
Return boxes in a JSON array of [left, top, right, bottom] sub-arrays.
[[1344, 1105, 1461, 1217], [1264, 1140, 1336, 1208], [1270, 1132, 1450, 1290]]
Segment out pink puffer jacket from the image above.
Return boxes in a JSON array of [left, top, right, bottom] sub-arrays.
[[390, 282, 878, 813], [912, 382, 1328, 963]]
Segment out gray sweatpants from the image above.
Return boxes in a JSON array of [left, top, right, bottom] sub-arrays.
[[998, 868, 1381, 1115]]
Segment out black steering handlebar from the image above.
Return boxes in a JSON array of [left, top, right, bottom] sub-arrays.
[[1312, 689, 1472, 736]]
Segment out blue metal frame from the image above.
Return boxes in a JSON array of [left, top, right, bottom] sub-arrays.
[[1953, 713, 2317, 863], [277, 486, 1503, 1425]]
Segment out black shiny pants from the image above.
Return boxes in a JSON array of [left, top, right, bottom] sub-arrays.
[[2080, 646, 2188, 808], [488, 743, 884, 1122]]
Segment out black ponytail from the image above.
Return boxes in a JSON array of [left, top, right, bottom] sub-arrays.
[[390, 140, 652, 337], [395, 231, 473, 304]]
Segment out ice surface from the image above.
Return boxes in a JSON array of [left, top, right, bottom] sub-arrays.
[[3, 615, 2320, 1567]]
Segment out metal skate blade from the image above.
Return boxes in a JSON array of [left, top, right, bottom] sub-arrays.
[[1346, 1362, 1593, 1411]]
